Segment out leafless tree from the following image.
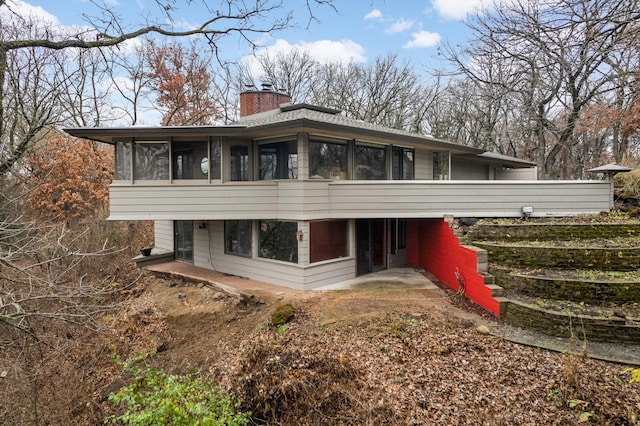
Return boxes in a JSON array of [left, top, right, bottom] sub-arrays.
[[445, 0, 640, 178], [0, 0, 336, 174]]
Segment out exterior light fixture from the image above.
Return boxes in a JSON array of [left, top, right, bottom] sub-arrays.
[[522, 205, 534, 219]]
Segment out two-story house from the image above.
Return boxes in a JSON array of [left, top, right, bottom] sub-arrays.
[[64, 88, 610, 314]]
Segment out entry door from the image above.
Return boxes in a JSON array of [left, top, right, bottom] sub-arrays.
[[174, 220, 194, 263], [356, 219, 386, 275]]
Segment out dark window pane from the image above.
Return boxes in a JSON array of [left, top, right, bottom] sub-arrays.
[[172, 141, 208, 179], [433, 151, 450, 180], [225, 220, 252, 256], [210, 141, 221, 179], [393, 147, 414, 180], [115, 141, 132, 180], [310, 220, 348, 263], [258, 220, 298, 263], [230, 145, 249, 181], [309, 140, 348, 179], [134, 142, 169, 180], [259, 141, 297, 180], [355, 144, 386, 180]]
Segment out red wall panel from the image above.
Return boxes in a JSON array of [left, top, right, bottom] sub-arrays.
[[407, 219, 500, 317]]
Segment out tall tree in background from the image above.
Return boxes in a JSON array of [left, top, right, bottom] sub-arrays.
[[146, 41, 220, 125], [26, 131, 113, 222], [0, 0, 334, 175], [446, 0, 640, 178], [248, 51, 433, 131]]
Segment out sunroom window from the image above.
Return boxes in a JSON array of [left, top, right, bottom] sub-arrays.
[[134, 141, 169, 180], [259, 141, 297, 180], [230, 144, 250, 181], [172, 141, 208, 180], [355, 144, 386, 180], [115, 141, 132, 180], [392, 147, 414, 180], [433, 151, 450, 180], [309, 140, 348, 179]]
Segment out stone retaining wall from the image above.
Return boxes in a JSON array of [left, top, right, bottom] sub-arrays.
[[502, 300, 640, 344], [467, 223, 640, 241], [491, 266, 640, 303]]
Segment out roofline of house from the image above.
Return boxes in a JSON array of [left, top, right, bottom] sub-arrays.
[[63, 119, 483, 155]]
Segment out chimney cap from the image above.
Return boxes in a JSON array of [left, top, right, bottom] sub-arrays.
[[261, 83, 273, 91]]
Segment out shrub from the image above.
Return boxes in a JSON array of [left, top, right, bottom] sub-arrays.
[[106, 361, 250, 425], [272, 304, 295, 326]]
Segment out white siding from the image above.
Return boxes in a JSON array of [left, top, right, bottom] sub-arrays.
[[327, 180, 611, 218], [113, 180, 611, 221], [451, 159, 489, 180], [109, 182, 279, 220], [154, 220, 174, 251], [414, 149, 433, 180], [193, 221, 211, 268], [496, 167, 538, 180]]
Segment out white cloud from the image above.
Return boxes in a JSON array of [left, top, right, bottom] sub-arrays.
[[0, 0, 61, 26], [385, 19, 414, 34], [364, 9, 383, 20], [403, 30, 441, 48], [432, 0, 486, 20], [243, 38, 367, 77]]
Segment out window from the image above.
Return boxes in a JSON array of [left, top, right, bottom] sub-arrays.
[[258, 220, 298, 263], [393, 147, 414, 180], [172, 141, 208, 179], [355, 144, 386, 180], [115, 141, 132, 180], [224, 220, 252, 256], [259, 141, 297, 180], [309, 140, 348, 179], [230, 144, 250, 181], [310, 220, 348, 263], [134, 141, 169, 180], [433, 151, 450, 180], [210, 141, 221, 179]]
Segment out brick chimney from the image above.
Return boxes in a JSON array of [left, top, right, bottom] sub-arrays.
[[239, 83, 291, 117]]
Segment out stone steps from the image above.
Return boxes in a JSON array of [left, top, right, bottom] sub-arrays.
[[466, 217, 640, 343]]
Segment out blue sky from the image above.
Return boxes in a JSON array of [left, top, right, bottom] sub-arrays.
[[8, 0, 482, 74]]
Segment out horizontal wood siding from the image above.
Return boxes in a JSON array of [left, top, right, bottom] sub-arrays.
[[193, 222, 211, 268], [154, 220, 173, 251], [496, 168, 538, 180], [301, 258, 356, 288], [414, 149, 433, 180], [327, 181, 611, 218], [109, 183, 279, 220], [113, 180, 611, 221], [451, 159, 489, 180]]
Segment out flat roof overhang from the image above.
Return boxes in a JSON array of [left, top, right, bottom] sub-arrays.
[[64, 118, 483, 155]]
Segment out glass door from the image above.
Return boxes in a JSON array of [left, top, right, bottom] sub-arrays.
[[174, 220, 194, 263]]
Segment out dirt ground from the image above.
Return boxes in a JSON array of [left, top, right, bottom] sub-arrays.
[[101, 272, 640, 425]]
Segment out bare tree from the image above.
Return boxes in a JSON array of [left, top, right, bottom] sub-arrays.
[[445, 0, 640, 178], [0, 0, 336, 175]]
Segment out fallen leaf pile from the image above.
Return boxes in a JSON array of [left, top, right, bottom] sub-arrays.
[[216, 302, 640, 425]]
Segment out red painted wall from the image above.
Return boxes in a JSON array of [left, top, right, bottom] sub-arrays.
[[407, 219, 501, 317]]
